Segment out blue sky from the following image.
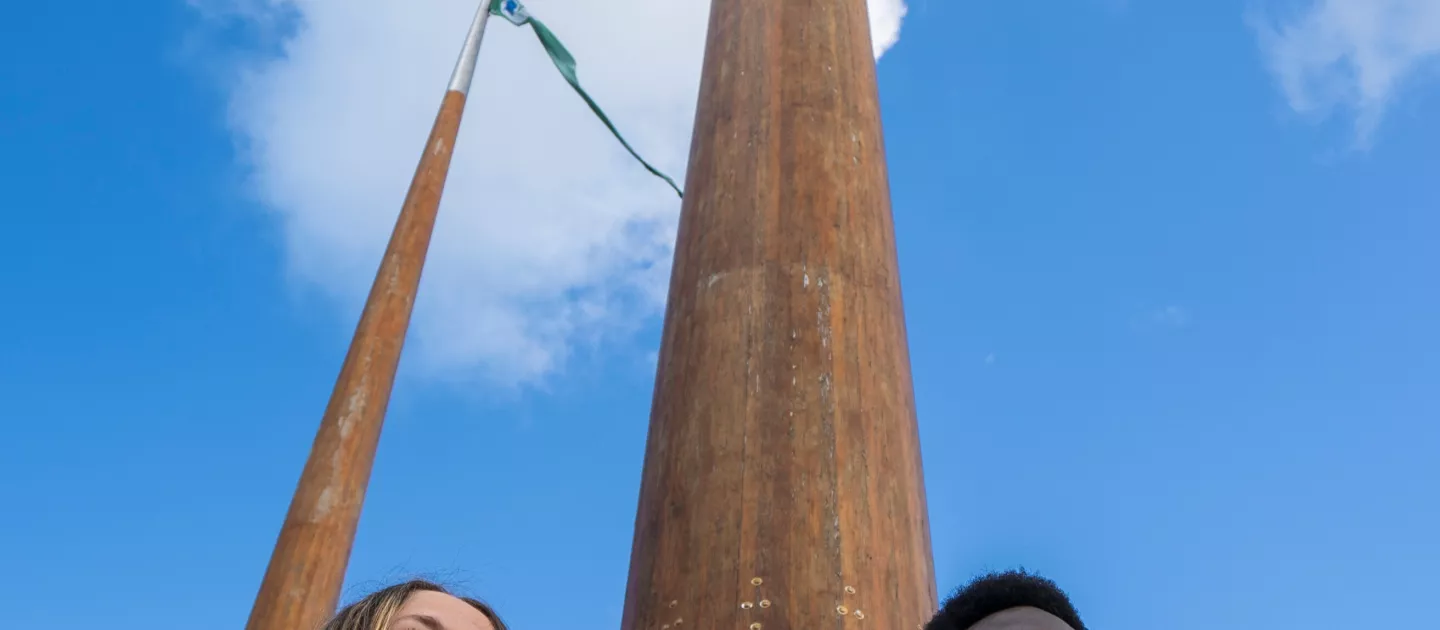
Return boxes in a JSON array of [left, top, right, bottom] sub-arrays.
[[3, 0, 1439, 629]]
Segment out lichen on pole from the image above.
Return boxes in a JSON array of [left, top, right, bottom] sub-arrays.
[[620, 0, 937, 629]]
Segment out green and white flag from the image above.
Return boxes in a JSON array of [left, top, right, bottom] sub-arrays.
[[493, 0, 531, 24], [489, 0, 683, 198]]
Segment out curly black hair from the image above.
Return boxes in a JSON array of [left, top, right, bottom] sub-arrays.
[[924, 569, 1085, 630]]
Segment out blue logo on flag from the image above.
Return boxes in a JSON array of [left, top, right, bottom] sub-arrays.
[[504, 0, 518, 14]]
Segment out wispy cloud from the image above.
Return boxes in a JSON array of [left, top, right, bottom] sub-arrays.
[[870, 0, 908, 58], [1151, 305, 1190, 328], [196, 0, 906, 386], [1251, 0, 1440, 144]]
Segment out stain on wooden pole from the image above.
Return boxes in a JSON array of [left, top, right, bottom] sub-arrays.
[[621, 1, 936, 630], [244, 7, 491, 630]]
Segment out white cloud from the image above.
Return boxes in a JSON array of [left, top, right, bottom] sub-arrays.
[[202, 0, 907, 386], [1152, 305, 1189, 328], [870, 0, 909, 59], [1252, 0, 1440, 143]]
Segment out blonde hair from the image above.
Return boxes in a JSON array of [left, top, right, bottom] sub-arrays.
[[322, 579, 507, 630]]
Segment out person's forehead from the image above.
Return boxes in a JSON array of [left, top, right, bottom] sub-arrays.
[[393, 591, 494, 630], [966, 606, 1076, 630]]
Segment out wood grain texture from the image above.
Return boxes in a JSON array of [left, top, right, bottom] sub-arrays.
[[245, 90, 469, 630], [620, 1, 936, 630]]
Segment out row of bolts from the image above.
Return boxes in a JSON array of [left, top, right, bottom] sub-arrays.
[[661, 578, 879, 630]]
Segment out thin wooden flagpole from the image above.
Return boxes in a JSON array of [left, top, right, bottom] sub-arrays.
[[244, 4, 491, 629]]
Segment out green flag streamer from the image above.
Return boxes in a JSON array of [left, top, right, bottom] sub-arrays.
[[489, 0, 684, 198]]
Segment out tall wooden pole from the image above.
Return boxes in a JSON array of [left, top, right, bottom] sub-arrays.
[[244, 6, 491, 630], [621, 1, 936, 629]]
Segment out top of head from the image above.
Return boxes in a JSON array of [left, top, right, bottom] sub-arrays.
[[924, 570, 1087, 630]]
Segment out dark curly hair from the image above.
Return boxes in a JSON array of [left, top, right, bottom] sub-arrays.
[[924, 569, 1085, 630]]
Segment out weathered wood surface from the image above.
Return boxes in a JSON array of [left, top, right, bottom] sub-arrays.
[[245, 90, 468, 630], [621, 1, 937, 629]]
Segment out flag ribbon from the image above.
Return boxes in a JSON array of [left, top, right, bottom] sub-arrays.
[[489, 0, 684, 198]]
